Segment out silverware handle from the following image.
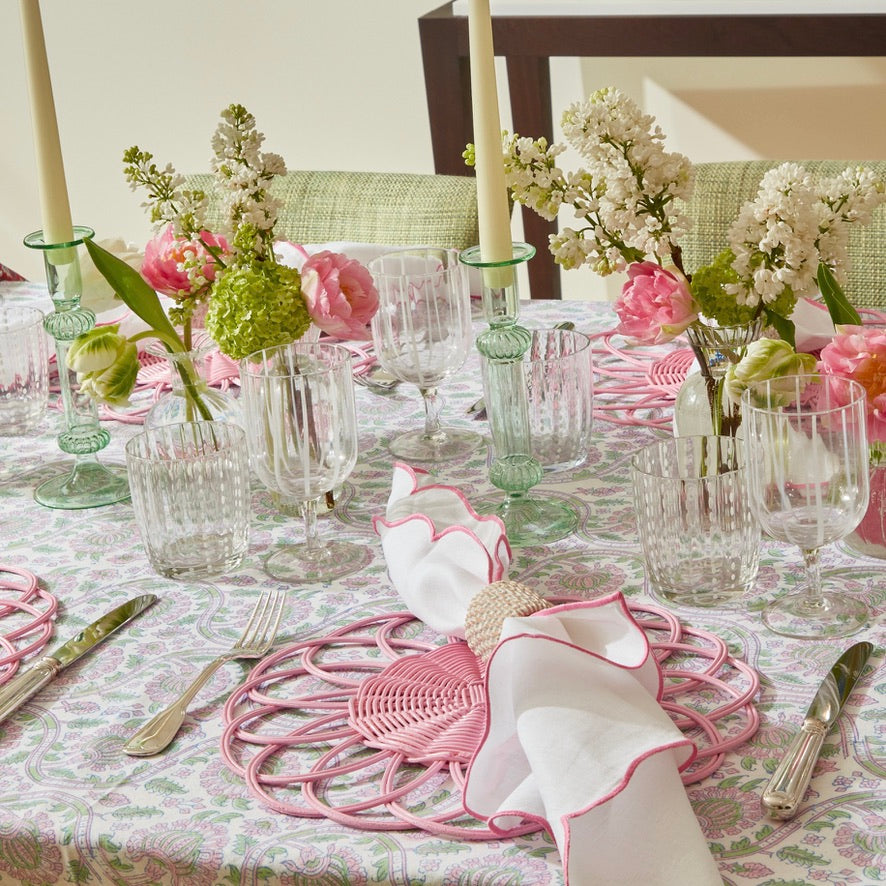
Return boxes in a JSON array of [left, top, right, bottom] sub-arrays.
[[0, 658, 60, 725], [761, 719, 827, 819], [122, 654, 230, 756]]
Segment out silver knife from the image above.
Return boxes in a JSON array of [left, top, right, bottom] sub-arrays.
[[0, 594, 158, 726], [761, 640, 874, 820]]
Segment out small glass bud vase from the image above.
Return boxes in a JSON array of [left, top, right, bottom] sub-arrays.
[[673, 318, 763, 437], [144, 342, 243, 430]]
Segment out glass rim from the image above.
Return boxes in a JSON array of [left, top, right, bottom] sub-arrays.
[[367, 247, 463, 281], [240, 339, 353, 375], [458, 242, 536, 269], [23, 225, 95, 250], [0, 305, 45, 328], [527, 327, 592, 362], [740, 374, 867, 414], [631, 434, 744, 477], [124, 420, 246, 459]]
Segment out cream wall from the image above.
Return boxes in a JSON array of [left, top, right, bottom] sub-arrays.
[[3, 3, 886, 299], [1, 0, 438, 282]]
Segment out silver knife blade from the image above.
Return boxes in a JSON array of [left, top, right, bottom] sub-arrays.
[[0, 593, 158, 726], [762, 640, 874, 819]]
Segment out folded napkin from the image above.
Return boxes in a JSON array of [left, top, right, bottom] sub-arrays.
[[375, 466, 722, 886], [373, 463, 511, 638], [463, 593, 721, 886]]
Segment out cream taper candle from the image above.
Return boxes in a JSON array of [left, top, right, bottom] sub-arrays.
[[20, 0, 74, 247], [467, 0, 514, 276]]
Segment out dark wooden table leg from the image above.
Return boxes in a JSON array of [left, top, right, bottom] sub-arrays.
[[419, 6, 472, 177], [507, 54, 560, 299]]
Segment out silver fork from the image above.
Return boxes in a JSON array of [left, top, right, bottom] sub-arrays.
[[122, 589, 286, 757], [354, 365, 400, 394]]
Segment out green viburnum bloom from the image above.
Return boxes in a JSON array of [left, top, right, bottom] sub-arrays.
[[205, 261, 312, 361], [690, 249, 756, 326], [723, 338, 818, 408], [67, 325, 140, 407]]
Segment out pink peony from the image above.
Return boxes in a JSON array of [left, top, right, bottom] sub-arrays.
[[141, 224, 229, 299], [615, 261, 699, 345], [301, 250, 379, 339], [819, 324, 886, 442]]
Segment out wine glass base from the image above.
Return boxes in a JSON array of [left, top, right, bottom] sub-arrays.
[[389, 428, 483, 463], [263, 540, 372, 584], [763, 590, 869, 640], [474, 494, 578, 547], [35, 459, 130, 510]]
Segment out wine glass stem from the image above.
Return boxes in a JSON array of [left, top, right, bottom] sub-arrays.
[[419, 387, 445, 441], [801, 547, 823, 605], [300, 497, 322, 555]]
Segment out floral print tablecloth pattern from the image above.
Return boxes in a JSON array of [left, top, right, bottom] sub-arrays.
[[0, 282, 883, 886]]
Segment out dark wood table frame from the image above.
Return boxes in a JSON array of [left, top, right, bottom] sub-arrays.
[[419, 2, 886, 299]]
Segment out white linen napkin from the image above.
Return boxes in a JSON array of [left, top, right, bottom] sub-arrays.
[[373, 463, 511, 638], [462, 594, 722, 886], [374, 467, 722, 886]]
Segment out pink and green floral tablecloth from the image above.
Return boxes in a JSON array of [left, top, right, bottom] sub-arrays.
[[0, 282, 883, 886]]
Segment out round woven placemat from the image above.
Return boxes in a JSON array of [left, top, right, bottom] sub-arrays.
[[220, 599, 759, 837], [0, 565, 57, 684]]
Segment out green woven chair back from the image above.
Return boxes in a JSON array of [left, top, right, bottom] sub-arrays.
[[679, 160, 886, 310], [182, 170, 479, 252]]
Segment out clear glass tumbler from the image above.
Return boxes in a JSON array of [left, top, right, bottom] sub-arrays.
[[125, 421, 251, 579], [0, 305, 49, 435], [631, 435, 760, 607], [525, 328, 594, 472]]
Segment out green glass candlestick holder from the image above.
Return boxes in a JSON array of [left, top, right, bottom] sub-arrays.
[[24, 226, 130, 509], [459, 242, 577, 546]]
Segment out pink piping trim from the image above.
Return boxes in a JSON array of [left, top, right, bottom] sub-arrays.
[[531, 592, 663, 699]]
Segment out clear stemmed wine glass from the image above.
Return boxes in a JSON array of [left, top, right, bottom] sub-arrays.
[[240, 340, 370, 583], [741, 374, 871, 639], [368, 247, 482, 462]]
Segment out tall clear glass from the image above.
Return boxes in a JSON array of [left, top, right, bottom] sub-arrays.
[[742, 375, 870, 639], [368, 247, 481, 462], [240, 341, 369, 583]]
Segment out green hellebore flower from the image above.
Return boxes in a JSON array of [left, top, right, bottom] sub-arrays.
[[724, 338, 818, 408]]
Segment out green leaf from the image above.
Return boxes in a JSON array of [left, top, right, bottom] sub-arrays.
[[763, 308, 796, 348], [83, 237, 183, 346], [817, 262, 862, 326], [776, 844, 829, 866]]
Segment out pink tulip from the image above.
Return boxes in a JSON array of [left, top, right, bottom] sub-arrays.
[[819, 324, 886, 442], [301, 250, 379, 339], [141, 224, 229, 299], [615, 261, 699, 345]]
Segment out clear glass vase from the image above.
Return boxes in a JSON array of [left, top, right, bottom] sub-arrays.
[[144, 345, 243, 430], [673, 318, 763, 437]]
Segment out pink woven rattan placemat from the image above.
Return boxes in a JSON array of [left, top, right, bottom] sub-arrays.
[[220, 600, 759, 837], [0, 566, 56, 684]]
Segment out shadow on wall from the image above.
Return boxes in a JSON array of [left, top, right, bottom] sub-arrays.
[[678, 84, 886, 161]]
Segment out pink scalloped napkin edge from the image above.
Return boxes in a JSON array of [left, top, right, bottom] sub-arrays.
[[463, 592, 723, 885]]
